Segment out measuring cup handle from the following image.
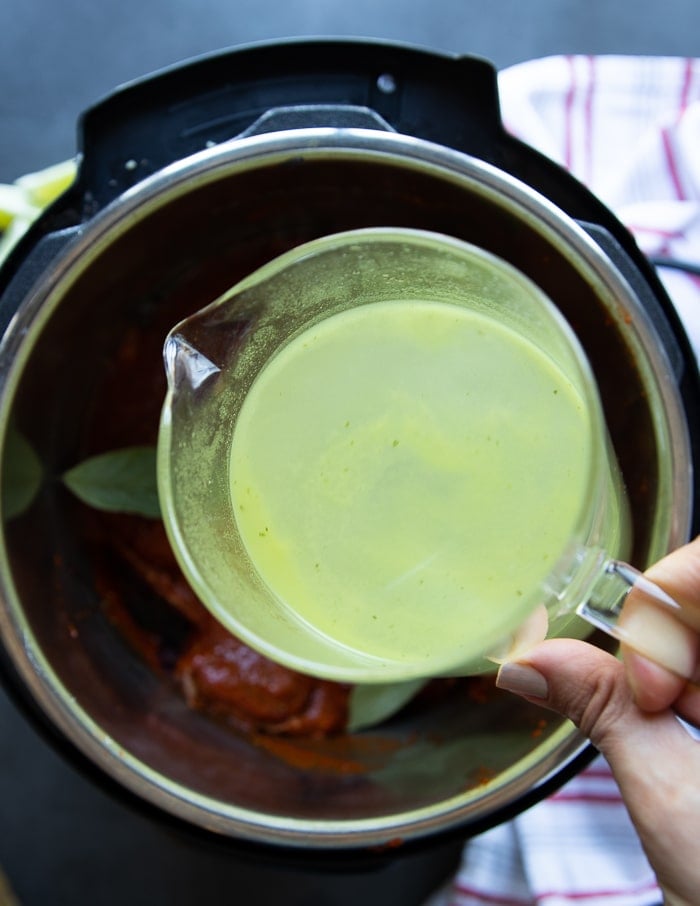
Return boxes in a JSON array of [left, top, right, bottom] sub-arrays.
[[577, 559, 700, 680]]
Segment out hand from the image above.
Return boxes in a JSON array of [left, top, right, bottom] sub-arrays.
[[496, 536, 700, 906]]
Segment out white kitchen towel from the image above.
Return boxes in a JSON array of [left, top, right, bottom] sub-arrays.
[[425, 54, 700, 906], [425, 757, 661, 906], [499, 55, 700, 357]]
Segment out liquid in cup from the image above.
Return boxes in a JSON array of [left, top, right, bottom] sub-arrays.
[[229, 299, 594, 667], [158, 229, 694, 683]]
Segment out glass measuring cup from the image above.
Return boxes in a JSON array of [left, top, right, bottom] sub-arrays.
[[157, 228, 698, 683]]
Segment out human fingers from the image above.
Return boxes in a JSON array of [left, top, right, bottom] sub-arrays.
[[622, 648, 700, 725], [621, 536, 700, 713], [496, 638, 700, 905]]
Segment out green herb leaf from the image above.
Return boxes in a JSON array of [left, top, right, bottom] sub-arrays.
[[370, 732, 529, 796], [2, 427, 42, 519], [62, 446, 160, 518], [348, 678, 428, 732]]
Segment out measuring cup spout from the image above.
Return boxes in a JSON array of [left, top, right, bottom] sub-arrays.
[[164, 332, 220, 394]]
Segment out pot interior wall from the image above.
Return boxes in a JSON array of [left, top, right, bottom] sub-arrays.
[[0, 151, 663, 839]]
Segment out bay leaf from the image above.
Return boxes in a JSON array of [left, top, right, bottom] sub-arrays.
[[2, 427, 42, 519], [348, 678, 428, 732], [62, 446, 160, 518], [370, 732, 532, 796]]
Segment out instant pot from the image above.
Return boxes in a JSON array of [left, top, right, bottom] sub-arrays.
[[0, 38, 698, 858]]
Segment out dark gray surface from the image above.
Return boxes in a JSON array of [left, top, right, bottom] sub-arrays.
[[0, 681, 462, 905], [1, 1, 699, 904], [2, 0, 700, 182]]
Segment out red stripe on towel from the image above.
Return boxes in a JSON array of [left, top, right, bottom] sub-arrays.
[[536, 877, 660, 903], [564, 55, 577, 170], [583, 55, 596, 185], [549, 792, 624, 804], [679, 57, 695, 115], [661, 127, 685, 200]]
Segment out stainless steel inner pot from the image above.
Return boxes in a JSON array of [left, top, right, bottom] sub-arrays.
[[0, 126, 693, 850]]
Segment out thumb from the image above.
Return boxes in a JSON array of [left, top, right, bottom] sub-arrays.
[[496, 638, 700, 905]]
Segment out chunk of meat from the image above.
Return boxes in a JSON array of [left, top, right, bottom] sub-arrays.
[[92, 512, 350, 736], [176, 618, 349, 737]]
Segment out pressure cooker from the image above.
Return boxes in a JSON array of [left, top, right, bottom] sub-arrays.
[[0, 38, 698, 857]]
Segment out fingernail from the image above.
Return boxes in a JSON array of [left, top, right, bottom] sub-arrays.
[[496, 662, 549, 700]]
